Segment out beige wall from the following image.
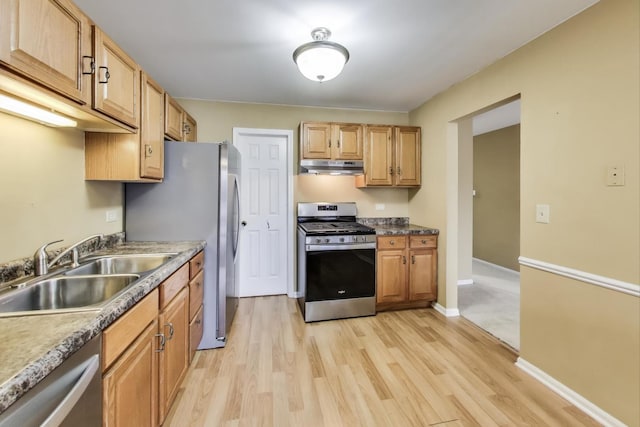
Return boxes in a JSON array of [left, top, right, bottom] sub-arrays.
[[178, 99, 411, 217], [408, 0, 639, 424], [473, 125, 520, 271], [0, 113, 123, 263]]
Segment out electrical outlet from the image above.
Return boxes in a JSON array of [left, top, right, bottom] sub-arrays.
[[375, 203, 385, 211], [606, 166, 625, 186], [536, 204, 550, 224], [105, 209, 118, 223]]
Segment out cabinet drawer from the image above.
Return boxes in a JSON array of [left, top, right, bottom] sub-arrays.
[[189, 270, 204, 320], [189, 305, 204, 363], [377, 236, 407, 250], [103, 288, 158, 371], [160, 263, 189, 309], [409, 235, 437, 249], [189, 251, 204, 279]]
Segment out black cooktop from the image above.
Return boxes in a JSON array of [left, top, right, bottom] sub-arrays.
[[298, 221, 374, 235]]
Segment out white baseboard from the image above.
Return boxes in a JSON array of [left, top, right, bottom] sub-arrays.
[[473, 257, 520, 276], [288, 291, 301, 298], [432, 302, 460, 317], [518, 256, 639, 297], [457, 279, 474, 286], [516, 358, 626, 427]]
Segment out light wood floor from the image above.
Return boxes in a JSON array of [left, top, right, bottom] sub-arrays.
[[165, 296, 599, 427]]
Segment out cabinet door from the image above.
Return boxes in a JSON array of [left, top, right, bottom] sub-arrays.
[[301, 122, 331, 159], [103, 319, 158, 427], [0, 0, 91, 103], [183, 111, 197, 142], [364, 125, 393, 186], [140, 72, 164, 179], [164, 93, 183, 141], [93, 26, 140, 128], [394, 126, 421, 187], [158, 288, 189, 424], [376, 249, 407, 304], [408, 249, 437, 301], [332, 123, 363, 160]]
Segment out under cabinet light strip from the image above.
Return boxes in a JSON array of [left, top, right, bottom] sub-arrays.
[[0, 94, 77, 127]]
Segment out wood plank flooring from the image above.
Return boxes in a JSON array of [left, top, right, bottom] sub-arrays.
[[165, 296, 599, 427]]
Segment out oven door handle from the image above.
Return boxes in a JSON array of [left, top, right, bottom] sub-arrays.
[[306, 243, 375, 251]]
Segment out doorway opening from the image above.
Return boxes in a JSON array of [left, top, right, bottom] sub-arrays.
[[446, 97, 521, 350]]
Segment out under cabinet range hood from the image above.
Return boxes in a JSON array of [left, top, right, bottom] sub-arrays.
[[299, 159, 364, 175]]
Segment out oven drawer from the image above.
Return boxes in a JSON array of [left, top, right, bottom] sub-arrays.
[[377, 236, 407, 250]]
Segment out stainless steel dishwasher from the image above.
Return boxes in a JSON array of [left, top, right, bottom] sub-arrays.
[[0, 334, 102, 427]]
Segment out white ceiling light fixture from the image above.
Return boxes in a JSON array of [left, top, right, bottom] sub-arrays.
[[292, 27, 350, 82]]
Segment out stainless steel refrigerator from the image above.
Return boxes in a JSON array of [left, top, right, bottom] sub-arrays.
[[125, 141, 240, 349]]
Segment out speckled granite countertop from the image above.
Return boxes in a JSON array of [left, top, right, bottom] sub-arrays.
[[0, 240, 205, 414], [357, 217, 439, 236], [371, 224, 439, 235]]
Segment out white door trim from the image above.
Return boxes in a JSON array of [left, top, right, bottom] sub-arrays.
[[232, 127, 296, 298]]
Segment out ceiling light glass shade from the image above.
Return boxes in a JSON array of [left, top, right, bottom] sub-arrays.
[[293, 28, 349, 82], [0, 94, 77, 127]]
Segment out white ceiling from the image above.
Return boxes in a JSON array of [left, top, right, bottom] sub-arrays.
[[74, 0, 598, 112]]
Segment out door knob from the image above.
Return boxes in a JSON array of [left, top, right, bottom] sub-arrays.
[[241, 221, 247, 227]]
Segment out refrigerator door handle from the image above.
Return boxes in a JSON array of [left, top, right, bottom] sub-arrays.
[[232, 176, 241, 263]]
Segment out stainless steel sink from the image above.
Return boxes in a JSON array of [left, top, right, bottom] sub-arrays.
[[65, 253, 176, 276], [0, 274, 140, 316]]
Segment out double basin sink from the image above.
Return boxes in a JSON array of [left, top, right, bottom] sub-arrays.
[[0, 253, 176, 316]]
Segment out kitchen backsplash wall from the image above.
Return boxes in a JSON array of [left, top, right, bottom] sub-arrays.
[[0, 113, 123, 263]]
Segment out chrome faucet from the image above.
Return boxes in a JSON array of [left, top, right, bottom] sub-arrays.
[[34, 234, 104, 276]]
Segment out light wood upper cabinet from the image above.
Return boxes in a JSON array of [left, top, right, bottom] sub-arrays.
[[183, 111, 197, 142], [164, 93, 183, 141], [0, 0, 92, 104], [332, 123, 363, 159], [85, 71, 164, 181], [92, 25, 140, 128], [140, 73, 164, 179], [300, 121, 364, 160], [360, 125, 393, 186], [301, 122, 331, 159], [395, 126, 421, 186], [356, 125, 421, 188]]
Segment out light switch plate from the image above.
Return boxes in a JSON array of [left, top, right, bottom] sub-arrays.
[[105, 209, 118, 223], [536, 204, 550, 224]]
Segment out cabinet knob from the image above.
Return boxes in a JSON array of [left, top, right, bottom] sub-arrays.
[[144, 144, 153, 157], [411, 255, 415, 264], [165, 322, 175, 340], [403, 256, 407, 264], [390, 240, 395, 245], [421, 239, 427, 244], [389, 166, 394, 176]]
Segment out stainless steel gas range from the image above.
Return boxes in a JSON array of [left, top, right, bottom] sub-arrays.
[[297, 202, 376, 322]]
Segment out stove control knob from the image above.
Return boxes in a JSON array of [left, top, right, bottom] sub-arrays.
[[339, 237, 345, 243], [324, 238, 330, 243], [315, 238, 321, 244]]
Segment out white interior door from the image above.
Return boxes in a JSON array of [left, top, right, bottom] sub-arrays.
[[234, 128, 292, 297]]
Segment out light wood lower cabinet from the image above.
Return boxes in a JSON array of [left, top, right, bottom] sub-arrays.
[[376, 235, 437, 311], [188, 251, 204, 362], [103, 318, 159, 427], [158, 287, 189, 425], [102, 251, 203, 426]]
